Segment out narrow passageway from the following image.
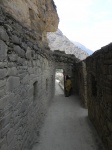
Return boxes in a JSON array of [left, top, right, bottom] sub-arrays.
[[32, 81, 105, 150]]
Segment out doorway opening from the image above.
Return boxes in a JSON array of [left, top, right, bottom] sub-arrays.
[[55, 69, 64, 95]]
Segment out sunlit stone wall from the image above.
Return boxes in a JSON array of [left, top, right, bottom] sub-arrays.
[[0, 0, 59, 47]]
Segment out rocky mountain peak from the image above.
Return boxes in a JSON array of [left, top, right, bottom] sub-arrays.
[[47, 29, 89, 60]]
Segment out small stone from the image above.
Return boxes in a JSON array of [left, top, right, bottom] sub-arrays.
[[0, 26, 9, 42], [0, 79, 6, 88], [7, 67, 17, 76], [11, 35, 20, 44], [6, 76, 20, 92], [0, 62, 7, 69], [0, 68, 7, 79], [26, 47, 32, 60], [14, 46, 25, 58], [8, 54, 18, 62], [0, 40, 8, 61]]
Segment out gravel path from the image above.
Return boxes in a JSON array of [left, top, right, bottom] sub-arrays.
[[32, 81, 105, 150]]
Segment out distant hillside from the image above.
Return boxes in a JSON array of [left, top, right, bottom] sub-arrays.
[[72, 41, 93, 55], [47, 29, 89, 60]]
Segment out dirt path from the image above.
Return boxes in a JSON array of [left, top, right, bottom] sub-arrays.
[[32, 81, 105, 150]]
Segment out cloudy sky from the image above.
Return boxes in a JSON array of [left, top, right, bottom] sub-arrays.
[[54, 0, 112, 51]]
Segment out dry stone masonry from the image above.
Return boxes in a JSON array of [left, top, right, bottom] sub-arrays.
[[86, 44, 112, 150], [0, 1, 112, 150], [0, 4, 77, 150], [77, 44, 112, 150], [76, 61, 88, 108], [0, 7, 56, 150]]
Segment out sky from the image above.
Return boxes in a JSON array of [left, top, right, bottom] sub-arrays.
[[54, 0, 112, 51]]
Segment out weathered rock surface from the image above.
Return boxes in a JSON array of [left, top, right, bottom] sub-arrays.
[[0, 0, 59, 45], [47, 29, 89, 60]]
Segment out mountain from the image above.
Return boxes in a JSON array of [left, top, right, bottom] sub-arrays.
[[47, 29, 89, 60], [72, 41, 93, 55]]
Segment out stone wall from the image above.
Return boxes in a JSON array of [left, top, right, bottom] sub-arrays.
[[53, 50, 79, 94], [0, 7, 77, 150], [86, 44, 112, 150], [0, 7, 56, 150], [53, 50, 77, 75], [77, 61, 87, 108]]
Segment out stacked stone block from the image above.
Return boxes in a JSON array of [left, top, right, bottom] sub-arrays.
[[0, 7, 55, 150], [77, 61, 88, 108], [0, 7, 77, 150], [86, 44, 112, 150]]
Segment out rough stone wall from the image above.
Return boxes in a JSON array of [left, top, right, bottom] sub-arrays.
[[77, 61, 87, 108], [86, 44, 112, 150], [53, 50, 77, 75], [0, 7, 56, 150], [0, 6, 77, 150], [53, 50, 79, 94]]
